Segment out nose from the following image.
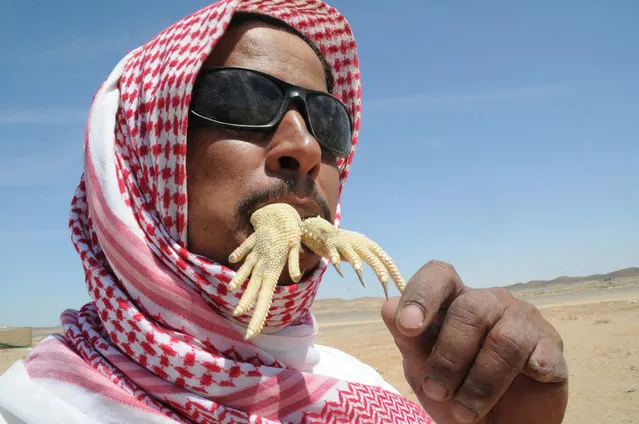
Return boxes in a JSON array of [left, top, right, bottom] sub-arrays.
[[265, 108, 322, 179]]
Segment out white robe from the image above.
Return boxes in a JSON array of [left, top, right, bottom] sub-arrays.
[[0, 337, 399, 424]]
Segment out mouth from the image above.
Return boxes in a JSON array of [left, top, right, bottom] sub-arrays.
[[231, 189, 331, 286], [253, 195, 327, 222], [262, 196, 326, 285]]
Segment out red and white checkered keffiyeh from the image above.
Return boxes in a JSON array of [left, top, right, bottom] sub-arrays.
[[22, 0, 434, 422]]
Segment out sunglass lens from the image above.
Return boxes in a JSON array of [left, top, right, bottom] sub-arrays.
[[192, 69, 283, 125], [307, 94, 352, 157]]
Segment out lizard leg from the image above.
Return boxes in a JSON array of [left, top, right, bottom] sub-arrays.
[[350, 243, 389, 295], [245, 269, 279, 339], [333, 242, 365, 287], [342, 230, 406, 297], [287, 237, 302, 283], [229, 232, 256, 265], [226, 203, 303, 339], [228, 250, 258, 291], [301, 217, 405, 297]]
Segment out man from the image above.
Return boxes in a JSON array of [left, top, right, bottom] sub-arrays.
[[0, 1, 568, 423]]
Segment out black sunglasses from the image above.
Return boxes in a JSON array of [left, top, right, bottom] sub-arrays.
[[189, 66, 353, 158]]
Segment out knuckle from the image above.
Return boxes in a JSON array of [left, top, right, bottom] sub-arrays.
[[447, 294, 490, 327], [517, 299, 545, 323], [405, 260, 465, 302], [489, 286, 511, 300], [462, 378, 494, 401], [424, 259, 457, 274], [520, 300, 540, 317], [539, 322, 564, 354], [513, 299, 564, 350], [485, 324, 530, 368], [550, 328, 565, 352], [427, 349, 466, 382], [457, 378, 496, 410]]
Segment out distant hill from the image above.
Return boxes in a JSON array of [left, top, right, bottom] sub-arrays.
[[311, 297, 383, 314], [504, 267, 639, 291], [311, 268, 639, 307]]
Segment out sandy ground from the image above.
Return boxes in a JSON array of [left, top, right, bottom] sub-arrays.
[[312, 285, 639, 424], [0, 327, 60, 375], [2, 286, 638, 423]]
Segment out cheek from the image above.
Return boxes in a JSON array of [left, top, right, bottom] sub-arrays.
[[185, 131, 267, 260], [319, 165, 342, 217], [187, 131, 262, 197], [189, 141, 236, 184], [186, 132, 251, 225]]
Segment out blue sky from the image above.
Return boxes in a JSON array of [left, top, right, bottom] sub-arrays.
[[1, 0, 637, 327]]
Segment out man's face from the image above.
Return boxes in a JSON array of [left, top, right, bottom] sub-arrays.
[[186, 22, 341, 285]]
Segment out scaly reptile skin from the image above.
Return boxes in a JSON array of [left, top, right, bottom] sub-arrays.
[[301, 216, 406, 299], [228, 204, 303, 339], [228, 203, 405, 339]]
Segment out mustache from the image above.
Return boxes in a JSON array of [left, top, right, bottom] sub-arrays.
[[237, 176, 332, 225]]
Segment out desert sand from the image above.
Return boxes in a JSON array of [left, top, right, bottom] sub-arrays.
[[312, 280, 639, 424], [2, 279, 638, 423]]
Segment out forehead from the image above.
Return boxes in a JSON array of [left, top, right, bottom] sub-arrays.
[[202, 22, 328, 93]]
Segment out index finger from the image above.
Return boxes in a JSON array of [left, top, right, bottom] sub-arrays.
[[396, 260, 466, 337]]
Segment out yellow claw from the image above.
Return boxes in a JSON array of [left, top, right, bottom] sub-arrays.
[[354, 268, 366, 288], [227, 203, 302, 339], [229, 251, 258, 291], [288, 243, 302, 283], [301, 217, 406, 297], [228, 204, 406, 339], [229, 233, 256, 264]]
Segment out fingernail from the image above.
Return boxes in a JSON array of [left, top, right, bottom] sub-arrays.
[[452, 402, 477, 423], [422, 378, 448, 401], [398, 304, 425, 330]]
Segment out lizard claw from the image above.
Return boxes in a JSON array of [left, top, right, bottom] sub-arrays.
[[354, 268, 366, 288], [301, 217, 405, 297], [228, 204, 405, 339], [227, 203, 302, 339]]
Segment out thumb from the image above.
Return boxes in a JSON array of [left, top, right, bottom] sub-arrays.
[[381, 297, 432, 364], [382, 297, 442, 399]]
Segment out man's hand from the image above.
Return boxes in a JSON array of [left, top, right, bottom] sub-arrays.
[[381, 260, 569, 424]]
